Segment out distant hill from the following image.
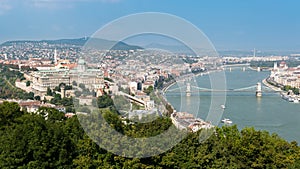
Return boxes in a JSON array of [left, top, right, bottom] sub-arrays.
[[0, 38, 87, 46], [143, 43, 195, 54], [0, 37, 143, 50], [85, 38, 143, 50]]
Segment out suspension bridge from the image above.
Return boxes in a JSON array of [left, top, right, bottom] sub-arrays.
[[165, 82, 279, 97]]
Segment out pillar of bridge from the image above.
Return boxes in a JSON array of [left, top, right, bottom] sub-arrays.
[[186, 83, 191, 96], [257, 67, 261, 72], [256, 82, 262, 97]]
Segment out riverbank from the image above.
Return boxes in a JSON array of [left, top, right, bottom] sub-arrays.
[[162, 80, 176, 93], [262, 77, 282, 92]]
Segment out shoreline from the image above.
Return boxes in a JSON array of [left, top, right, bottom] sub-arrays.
[[262, 77, 282, 92]]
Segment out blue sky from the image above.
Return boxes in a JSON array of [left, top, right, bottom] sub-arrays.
[[0, 0, 299, 51]]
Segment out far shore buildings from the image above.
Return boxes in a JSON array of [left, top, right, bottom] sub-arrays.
[[270, 61, 300, 88]]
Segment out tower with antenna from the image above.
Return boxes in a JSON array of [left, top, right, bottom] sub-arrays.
[[54, 48, 58, 64], [253, 48, 256, 58]]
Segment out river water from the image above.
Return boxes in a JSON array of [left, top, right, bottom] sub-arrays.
[[165, 67, 300, 142]]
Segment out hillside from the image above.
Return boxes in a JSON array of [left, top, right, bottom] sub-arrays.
[[0, 37, 143, 50]]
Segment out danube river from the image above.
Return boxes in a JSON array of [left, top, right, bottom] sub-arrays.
[[165, 67, 300, 142]]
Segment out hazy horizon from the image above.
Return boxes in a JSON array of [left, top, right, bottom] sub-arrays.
[[0, 0, 300, 51]]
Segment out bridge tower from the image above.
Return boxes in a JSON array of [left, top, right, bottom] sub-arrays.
[[256, 82, 262, 97], [257, 67, 261, 72], [186, 83, 191, 96]]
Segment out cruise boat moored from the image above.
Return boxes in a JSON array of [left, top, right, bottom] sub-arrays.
[[221, 118, 232, 124]]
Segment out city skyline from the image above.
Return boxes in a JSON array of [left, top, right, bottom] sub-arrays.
[[0, 0, 300, 51]]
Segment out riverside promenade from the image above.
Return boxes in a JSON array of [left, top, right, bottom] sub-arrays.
[[262, 77, 282, 92]]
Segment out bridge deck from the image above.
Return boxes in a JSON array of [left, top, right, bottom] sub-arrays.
[[117, 91, 145, 105]]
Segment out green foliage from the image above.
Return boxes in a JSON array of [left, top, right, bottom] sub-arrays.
[[53, 83, 72, 92], [0, 101, 23, 127], [79, 83, 86, 90], [47, 87, 53, 96], [0, 64, 24, 80], [34, 95, 41, 101], [0, 74, 34, 100], [27, 92, 35, 100], [77, 106, 91, 113], [49, 94, 73, 106], [54, 85, 61, 92], [82, 88, 91, 96], [26, 80, 31, 86], [104, 77, 114, 82], [65, 106, 75, 113], [143, 86, 154, 95], [123, 116, 172, 138], [165, 104, 174, 116], [101, 109, 124, 133], [0, 101, 300, 168], [283, 85, 300, 95], [131, 102, 142, 110], [97, 94, 114, 108], [113, 95, 130, 112], [74, 90, 82, 97], [72, 81, 77, 86], [0, 105, 77, 168], [37, 107, 66, 122]]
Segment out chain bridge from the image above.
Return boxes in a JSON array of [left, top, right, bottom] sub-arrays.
[[165, 82, 279, 97]]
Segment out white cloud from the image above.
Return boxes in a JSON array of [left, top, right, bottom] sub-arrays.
[[29, 0, 73, 9], [27, 0, 121, 9], [0, 0, 121, 13], [0, 0, 12, 15]]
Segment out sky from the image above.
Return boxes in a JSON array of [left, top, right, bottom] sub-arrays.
[[0, 0, 300, 51]]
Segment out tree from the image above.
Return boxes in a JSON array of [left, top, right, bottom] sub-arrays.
[[26, 81, 30, 87], [34, 95, 41, 101], [97, 94, 114, 108], [144, 86, 154, 95], [65, 106, 75, 113], [104, 77, 114, 82], [72, 81, 77, 86], [37, 107, 66, 122], [283, 85, 292, 92], [293, 87, 299, 95], [47, 87, 53, 96], [65, 85, 72, 90], [79, 83, 86, 90], [50, 94, 62, 105], [75, 91, 82, 97], [26, 92, 34, 100], [0, 101, 23, 127], [0, 96, 300, 168], [0, 113, 75, 168], [54, 86, 61, 92]]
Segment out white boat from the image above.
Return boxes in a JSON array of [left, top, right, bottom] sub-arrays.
[[221, 118, 232, 124], [221, 105, 226, 109]]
